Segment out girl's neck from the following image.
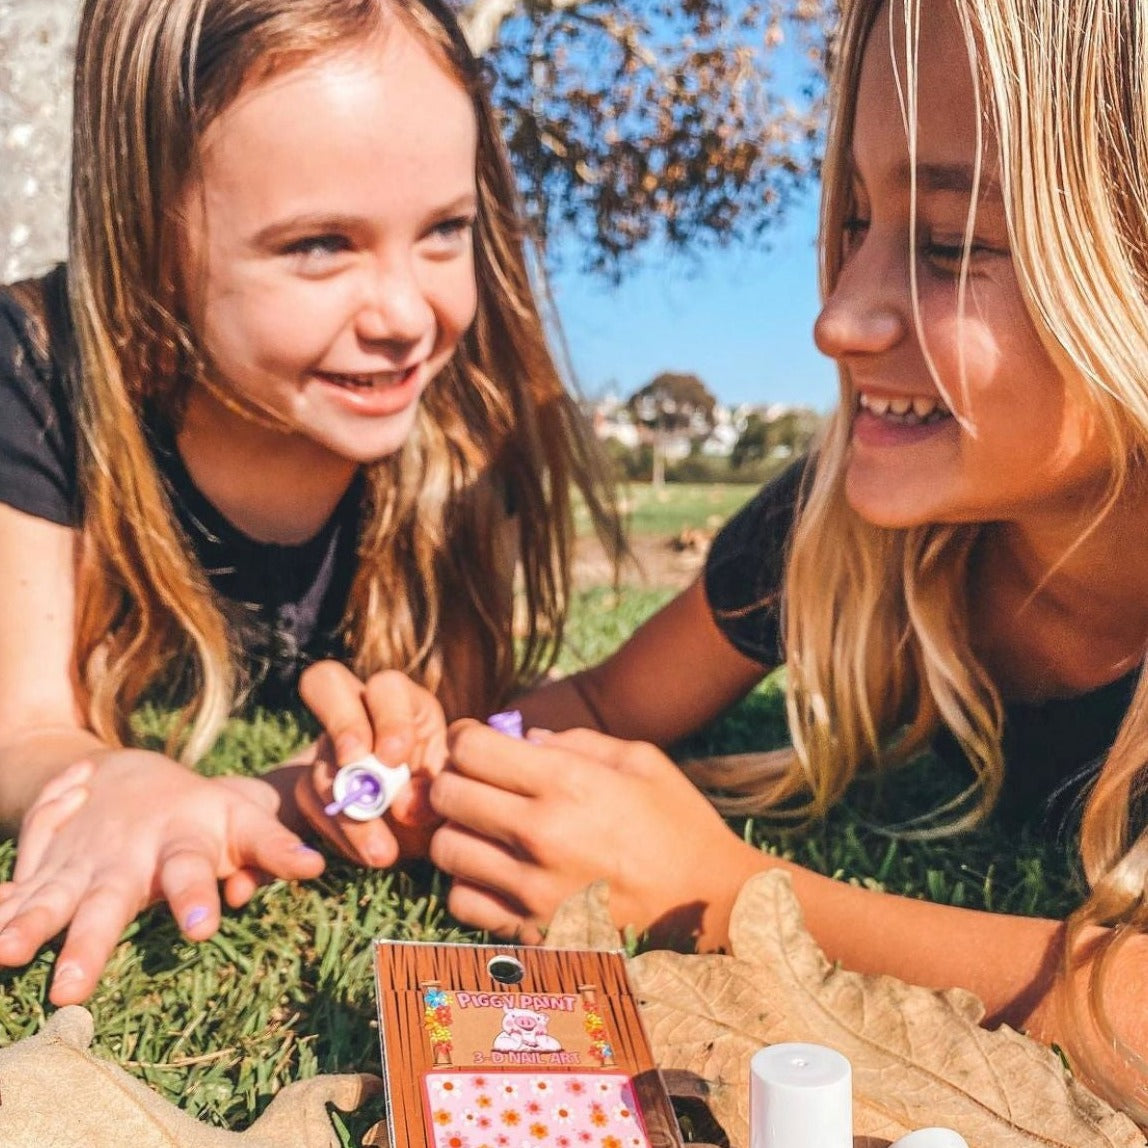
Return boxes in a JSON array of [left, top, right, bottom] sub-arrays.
[[973, 473, 1148, 699], [176, 386, 361, 546]]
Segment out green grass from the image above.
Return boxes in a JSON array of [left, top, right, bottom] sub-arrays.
[[576, 481, 758, 537], [0, 578, 1083, 1140]]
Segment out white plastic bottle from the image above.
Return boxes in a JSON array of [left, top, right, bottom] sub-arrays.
[[749, 1043, 852, 1148]]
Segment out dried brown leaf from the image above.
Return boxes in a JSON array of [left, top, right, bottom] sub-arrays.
[[628, 870, 1146, 1148], [543, 880, 623, 952], [0, 1006, 380, 1146]]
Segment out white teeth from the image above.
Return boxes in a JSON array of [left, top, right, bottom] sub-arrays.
[[858, 391, 951, 426], [323, 369, 408, 389]]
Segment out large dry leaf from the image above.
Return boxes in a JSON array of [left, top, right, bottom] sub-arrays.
[[0, 1006, 381, 1147], [625, 870, 1145, 1148], [544, 879, 622, 951]]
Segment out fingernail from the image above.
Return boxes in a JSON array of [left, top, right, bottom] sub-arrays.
[[292, 842, 321, 854], [377, 733, 407, 763], [54, 961, 83, 983], [363, 844, 393, 868], [183, 906, 210, 930], [336, 734, 369, 762]]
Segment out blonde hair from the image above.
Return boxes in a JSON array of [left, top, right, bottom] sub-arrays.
[[66, 0, 621, 761], [694, 0, 1148, 1118]]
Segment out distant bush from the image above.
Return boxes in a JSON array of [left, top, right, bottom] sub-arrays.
[[664, 454, 731, 483], [604, 443, 793, 486]]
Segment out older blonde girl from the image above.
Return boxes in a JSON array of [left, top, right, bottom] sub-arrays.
[[310, 0, 1148, 1120]]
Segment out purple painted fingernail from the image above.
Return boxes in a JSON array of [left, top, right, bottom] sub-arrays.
[[183, 906, 210, 930], [487, 710, 524, 738], [292, 842, 321, 853]]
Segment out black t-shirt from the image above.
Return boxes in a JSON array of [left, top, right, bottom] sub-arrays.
[[0, 266, 360, 708], [704, 457, 1136, 828]]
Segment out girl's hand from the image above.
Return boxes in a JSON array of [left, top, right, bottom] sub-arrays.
[[0, 749, 325, 1005], [428, 722, 768, 950], [295, 662, 449, 867]]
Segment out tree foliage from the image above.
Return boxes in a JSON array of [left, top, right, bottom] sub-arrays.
[[627, 371, 718, 436], [730, 406, 821, 468], [0, 1, 833, 283], [463, 0, 836, 273]]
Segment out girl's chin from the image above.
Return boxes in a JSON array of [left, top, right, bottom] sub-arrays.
[[844, 470, 944, 530]]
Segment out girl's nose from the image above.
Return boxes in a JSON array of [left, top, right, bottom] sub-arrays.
[[355, 261, 434, 346], [813, 240, 907, 361]]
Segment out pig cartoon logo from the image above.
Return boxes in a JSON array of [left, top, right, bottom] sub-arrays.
[[492, 1007, 563, 1052]]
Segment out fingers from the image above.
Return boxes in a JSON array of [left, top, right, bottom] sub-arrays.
[[158, 833, 226, 940], [0, 872, 83, 965], [430, 821, 526, 889], [14, 781, 92, 883], [230, 803, 327, 883], [362, 670, 423, 766], [430, 767, 533, 849], [445, 879, 544, 945], [32, 759, 96, 805], [300, 664, 436, 769], [50, 879, 148, 1005], [528, 727, 652, 773], [299, 660, 374, 761], [445, 720, 558, 794], [295, 760, 402, 867], [222, 868, 263, 909], [430, 823, 549, 941]]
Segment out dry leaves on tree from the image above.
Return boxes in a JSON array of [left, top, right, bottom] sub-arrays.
[[545, 871, 1146, 1148]]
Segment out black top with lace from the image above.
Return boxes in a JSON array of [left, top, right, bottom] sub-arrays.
[[0, 265, 360, 708], [704, 457, 1138, 829]]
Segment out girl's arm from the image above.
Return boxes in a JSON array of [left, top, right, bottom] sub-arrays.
[[0, 502, 325, 1004], [428, 723, 1147, 1095], [291, 579, 767, 864], [517, 577, 768, 742], [0, 505, 104, 826]]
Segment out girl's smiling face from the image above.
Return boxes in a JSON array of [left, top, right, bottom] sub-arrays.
[[178, 21, 478, 467], [814, 1, 1113, 532]]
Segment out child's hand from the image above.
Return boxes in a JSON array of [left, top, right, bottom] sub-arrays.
[[428, 722, 767, 950], [0, 748, 325, 1004], [296, 662, 449, 867]]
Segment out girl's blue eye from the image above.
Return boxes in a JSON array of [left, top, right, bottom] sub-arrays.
[[284, 235, 352, 263], [927, 242, 967, 264], [925, 238, 1005, 272], [430, 216, 476, 243]]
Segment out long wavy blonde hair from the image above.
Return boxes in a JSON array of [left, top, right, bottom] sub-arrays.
[[694, 0, 1148, 1118], [64, 0, 621, 763]]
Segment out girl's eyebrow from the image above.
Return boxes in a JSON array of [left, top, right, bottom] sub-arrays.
[[251, 213, 365, 247], [250, 195, 480, 248], [899, 159, 1002, 200]]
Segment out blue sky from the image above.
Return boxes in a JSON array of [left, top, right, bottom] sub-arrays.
[[549, 182, 840, 413]]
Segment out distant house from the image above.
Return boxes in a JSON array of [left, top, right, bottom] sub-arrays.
[[700, 402, 739, 456], [587, 394, 641, 448]]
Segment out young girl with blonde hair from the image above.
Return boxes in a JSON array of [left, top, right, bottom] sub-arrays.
[[306, 0, 1148, 1120], [0, 0, 618, 1006]]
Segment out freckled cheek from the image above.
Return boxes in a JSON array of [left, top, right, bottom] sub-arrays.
[[436, 273, 479, 354], [922, 312, 1004, 423], [200, 296, 325, 379]]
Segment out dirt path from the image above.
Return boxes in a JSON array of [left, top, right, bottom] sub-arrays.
[[573, 531, 710, 591]]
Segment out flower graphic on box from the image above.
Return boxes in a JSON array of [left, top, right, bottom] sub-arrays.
[[422, 981, 456, 1066], [422, 1073, 651, 1148]]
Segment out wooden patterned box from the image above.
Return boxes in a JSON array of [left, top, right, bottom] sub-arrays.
[[375, 942, 681, 1148]]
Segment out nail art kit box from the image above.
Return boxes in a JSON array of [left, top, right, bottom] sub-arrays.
[[375, 942, 680, 1148]]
